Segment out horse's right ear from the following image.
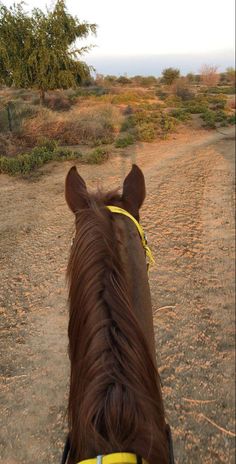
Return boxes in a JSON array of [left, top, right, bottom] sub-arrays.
[[65, 166, 88, 213]]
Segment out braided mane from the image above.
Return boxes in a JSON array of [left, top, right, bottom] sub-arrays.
[[66, 191, 168, 464]]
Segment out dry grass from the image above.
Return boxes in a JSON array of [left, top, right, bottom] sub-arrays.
[[21, 104, 122, 146]]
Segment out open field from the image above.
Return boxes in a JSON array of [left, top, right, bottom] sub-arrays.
[[0, 125, 235, 463], [0, 79, 235, 174]]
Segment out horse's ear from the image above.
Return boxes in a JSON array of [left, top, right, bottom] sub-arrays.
[[65, 166, 88, 213], [122, 164, 146, 216]]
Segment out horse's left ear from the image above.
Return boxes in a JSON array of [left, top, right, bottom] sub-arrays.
[[65, 166, 88, 213], [122, 164, 146, 217]]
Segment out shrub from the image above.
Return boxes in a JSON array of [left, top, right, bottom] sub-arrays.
[[122, 105, 134, 115], [175, 84, 194, 101], [115, 133, 135, 148], [227, 114, 236, 125], [120, 116, 136, 132], [83, 147, 109, 164], [207, 93, 227, 109], [205, 86, 235, 95], [44, 95, 73, 111], [201, 110, 216, 128], [215, 110, 229, 123], [184, 101, 208, 114], [21, 105, 118, 146], [137, 123, 156, 142], [170, 108, 190, 122], [156, 89, 168, 100], [165, 95, 182, 107], [0, 145, 82, 175]]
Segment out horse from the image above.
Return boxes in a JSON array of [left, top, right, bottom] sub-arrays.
[[63, 164, 174, 464]]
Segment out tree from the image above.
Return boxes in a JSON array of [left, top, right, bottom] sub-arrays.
[[226, 67, 236, 86], [200, 65, 219, 87], [161, 68, 180, 85], [186, 73, 195, 84], [0, 1, 96, 103]]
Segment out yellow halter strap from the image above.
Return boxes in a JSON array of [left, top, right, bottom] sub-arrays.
[[106, 205, 155, 269], [78, 452, 148, 464]]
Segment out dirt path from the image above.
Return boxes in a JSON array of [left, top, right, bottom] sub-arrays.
[[0, 127, 235, 463]]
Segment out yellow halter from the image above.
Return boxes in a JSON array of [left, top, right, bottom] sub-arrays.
[[78, 452, 148, 464], [106, 205, 155, 270]]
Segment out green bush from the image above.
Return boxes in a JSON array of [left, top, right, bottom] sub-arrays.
[[215, 110, 228, 123], [115, 133, 135, 148], [137, 123, 156, 142], [205, 86, 235, 95], [165, 95, 182, 107], [227, 114, 236, 125], [170, 108, 190, 122], [83, 147, 109, 164], [0, 145, 82, 175], [184, 101, 209, 114], [207, 93, 227, 110], [201, 110, 216, 128]]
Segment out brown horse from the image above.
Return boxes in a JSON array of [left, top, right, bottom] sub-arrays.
[[64, 164, 173, 464]]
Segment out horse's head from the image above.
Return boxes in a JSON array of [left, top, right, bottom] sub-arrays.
[[65, 164, 169, 464], [65, 164, 157, 357], [65, 163, 145, 219]]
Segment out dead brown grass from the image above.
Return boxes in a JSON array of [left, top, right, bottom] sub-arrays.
[[21, 105, 122, 146]]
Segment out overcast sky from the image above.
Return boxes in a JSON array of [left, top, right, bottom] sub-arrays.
[[3, 0, 235, 74]]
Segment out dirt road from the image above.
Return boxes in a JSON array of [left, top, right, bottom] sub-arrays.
[[0, 127, 235, 463]]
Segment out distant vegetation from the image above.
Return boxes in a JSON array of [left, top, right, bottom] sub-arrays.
[[0, 1, 235, 175]]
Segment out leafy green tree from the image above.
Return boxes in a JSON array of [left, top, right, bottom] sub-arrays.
[[161, 68, 180, 85], [0, 1, 96, 103]]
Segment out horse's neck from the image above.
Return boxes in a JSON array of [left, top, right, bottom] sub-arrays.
[[117, 218, 157, 364]]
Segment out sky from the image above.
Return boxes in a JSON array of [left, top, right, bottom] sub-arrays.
[[2, 0, 235, 75]]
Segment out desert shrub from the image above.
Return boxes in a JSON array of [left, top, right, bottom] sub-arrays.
[[83, 147, 109, 164], [165, 95, 182, 107], [123, 105, 134, 115], [120, 109, 176, 141], [115, 133, 135, 148], [137, 76, 158, 87], [75, 86, 109, 97], [205, 86, 235, 95], [170, 108, 190, 122], [139, 103, 163, 111], [175, 84, 195, 101], [116, 76, 131, 85], [120, 116, 136, 132], [207, 93, 227, 109], [21, 105, 118, 146], [227, 114, 236, 124], [0, 143, 85, 175], [159, 113, 176, 138], [156, 89, 169, 100], [214, 110, 229, 123], [0, 107, 9, 132], [111, 92, 145, 104], [201, 110, 216, 128], [44, 95, 73, 111], [137, 123, 156, 142], [184, 100, 209, 114]]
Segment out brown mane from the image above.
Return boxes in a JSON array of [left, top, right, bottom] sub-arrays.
[[66, 169, 169, 464]]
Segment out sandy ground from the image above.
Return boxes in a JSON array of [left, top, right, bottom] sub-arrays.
[[0, 127, 235, 463]]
